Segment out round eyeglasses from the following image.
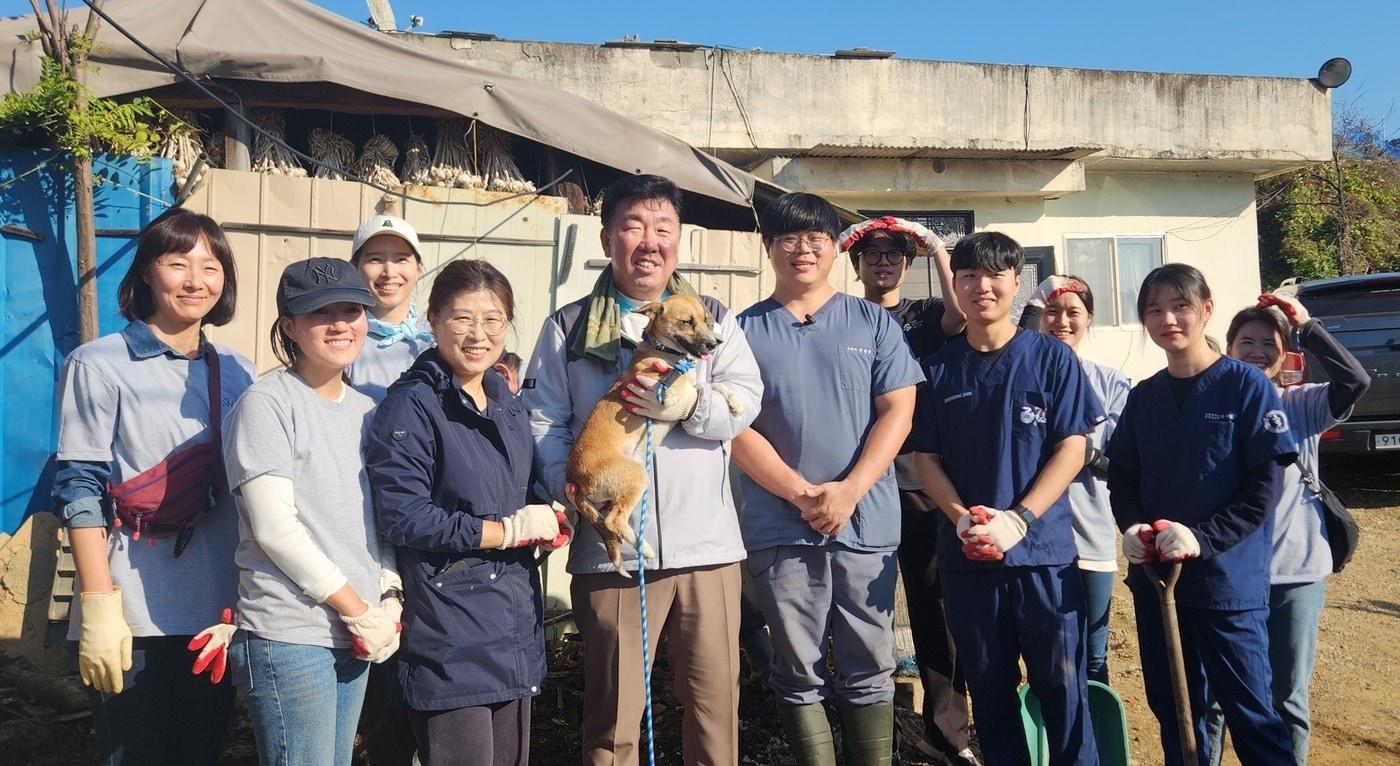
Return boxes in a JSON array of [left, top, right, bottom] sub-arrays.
[[859, 249, 914, 266], [443, 314, 507, 337]]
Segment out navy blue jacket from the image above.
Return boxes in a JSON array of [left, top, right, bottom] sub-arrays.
[[365, 349, 545, 710]]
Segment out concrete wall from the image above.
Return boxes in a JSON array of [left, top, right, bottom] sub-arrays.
[[402, 36, 1332, 172]]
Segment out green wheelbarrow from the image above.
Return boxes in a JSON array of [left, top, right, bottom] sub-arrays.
[[1018, 680, 1132, 766]]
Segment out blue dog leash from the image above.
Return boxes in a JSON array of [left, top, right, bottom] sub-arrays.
[[634, 356, 695, 766]]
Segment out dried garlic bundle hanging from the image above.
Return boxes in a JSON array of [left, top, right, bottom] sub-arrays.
[[309, 128, 357, 181], [159, 110, 206, 187], [356, 134, 401, 189], [250, 110, 306, 177], [204, 131, 225, 169], [400, 133, 431, 186], [428, 119, 482, 189], [475, 124, 535, 194]]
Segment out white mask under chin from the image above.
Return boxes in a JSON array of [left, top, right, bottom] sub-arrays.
[[619, 311, 651, 344]]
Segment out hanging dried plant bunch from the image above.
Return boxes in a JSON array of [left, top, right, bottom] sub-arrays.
[[475, 123, 535, 194], [429, 118, 482, 189], [250, 109, 306, 177], [400, 132, 431, 186], [356, 133, 401, 189], [309, 127, 357, 181], [159, 109, 206, 187]]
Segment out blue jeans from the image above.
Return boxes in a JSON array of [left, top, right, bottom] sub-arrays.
[[231, 633, 370, 766], [76, 636, 235, 765], [1206, 579, 1326, 766], [1079, 569, 1115, 684]]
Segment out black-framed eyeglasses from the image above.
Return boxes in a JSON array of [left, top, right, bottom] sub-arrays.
[[859, 249, 914, 266]]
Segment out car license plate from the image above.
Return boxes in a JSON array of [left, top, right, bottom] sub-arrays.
[[1376, 433, 1400, 450]]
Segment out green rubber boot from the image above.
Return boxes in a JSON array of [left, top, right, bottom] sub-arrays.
[[838, 701, 894, 766], [779, 702, 837, 766]]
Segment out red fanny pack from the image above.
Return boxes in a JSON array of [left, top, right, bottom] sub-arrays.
[[107, 348, 227, 546]]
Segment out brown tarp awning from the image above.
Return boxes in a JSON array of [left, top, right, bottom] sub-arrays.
[[0, 0, 763, 211]]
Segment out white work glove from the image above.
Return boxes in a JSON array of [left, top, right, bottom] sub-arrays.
[[77, 588, 133, 694], [497, 504, 562, 549], [954, 510, 977, 541], [1122, 523, 1157, 565], [1257, 293, 1310, 327], [340, 603, 402, 664], [839, 215, 946, 254], [1028, 275, 1088, 310], [378, 598, 403, 659], [1153, 520, 1202, 561], [188, 607, 237, 684], [622, 360, 698, 422], [965, 507, 1029, 554]]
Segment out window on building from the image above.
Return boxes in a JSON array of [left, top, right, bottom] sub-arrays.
[[856, 210, 974, 301], [1063, 235, 1164, 326]]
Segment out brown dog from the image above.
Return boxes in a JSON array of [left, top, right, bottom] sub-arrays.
[[566, 294, 743, 576]]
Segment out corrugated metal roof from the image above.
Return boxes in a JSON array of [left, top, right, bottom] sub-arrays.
[[801, 144, 1101, 161]]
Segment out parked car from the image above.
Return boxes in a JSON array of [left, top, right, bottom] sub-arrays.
[[1290, 272, 1400, 454]]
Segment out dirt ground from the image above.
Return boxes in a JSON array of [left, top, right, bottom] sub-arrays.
[[1103, 455, 1400, 766], [2, 456, 1397, 765]]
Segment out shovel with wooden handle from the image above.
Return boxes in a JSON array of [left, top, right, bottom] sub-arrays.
[[1145, 560, 1198, 765]]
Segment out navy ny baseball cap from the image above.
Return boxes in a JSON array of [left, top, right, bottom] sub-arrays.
[[277, 257, 376, 315]]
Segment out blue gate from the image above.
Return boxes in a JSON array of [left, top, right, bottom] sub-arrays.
[[0, 150, 175, 535]]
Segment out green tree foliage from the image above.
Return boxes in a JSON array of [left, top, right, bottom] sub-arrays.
[[1258, 112, 1400, 286], [0, 56, 160, 157]]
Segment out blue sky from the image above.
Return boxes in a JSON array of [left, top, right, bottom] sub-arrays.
[[6, 0, 1397, 135]]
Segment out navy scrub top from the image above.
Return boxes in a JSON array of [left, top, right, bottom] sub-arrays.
[[911, 329, 1105, 571]]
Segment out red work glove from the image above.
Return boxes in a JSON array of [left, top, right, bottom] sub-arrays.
[[188, 608, 237, 684], [544, 511, 574, 550], [960, 506, 1004, 562], [1257, 293, 1310, 327]]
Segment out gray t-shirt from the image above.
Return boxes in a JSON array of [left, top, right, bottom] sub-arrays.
[[223, 370, 382, 648], [1272, 383, 1337, 584], [349, 318, 433, 404], [57, 327, 255, 639], [737, 292, 924, 552], [1065, 358, 1131, 566]]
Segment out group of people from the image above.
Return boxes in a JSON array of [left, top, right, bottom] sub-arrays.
[[50, 172, 1367, 766]]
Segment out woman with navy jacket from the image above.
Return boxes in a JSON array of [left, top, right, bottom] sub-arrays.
[[366, 259, 565, 766], [1107, 264, 1299, 766], [1203, 294, 1370, 765]]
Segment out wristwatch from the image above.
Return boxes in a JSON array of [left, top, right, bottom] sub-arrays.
[[380, 587, 405, 603], [1013, 503, 1037, 526]]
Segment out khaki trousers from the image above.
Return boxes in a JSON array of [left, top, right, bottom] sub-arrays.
[[571, 562, 742, 766]]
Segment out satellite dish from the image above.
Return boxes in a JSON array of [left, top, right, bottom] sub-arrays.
[[365, 0, 397, 32], [1315, 57, 1352, 89]]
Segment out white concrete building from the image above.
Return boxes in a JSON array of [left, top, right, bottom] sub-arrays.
[[397, 35, 1333, 379]]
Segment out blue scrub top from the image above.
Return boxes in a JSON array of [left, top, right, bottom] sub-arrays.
[[1107, 356, 1297, 609], [911, 329, 1105, 570], [737, 292, 925, 552]]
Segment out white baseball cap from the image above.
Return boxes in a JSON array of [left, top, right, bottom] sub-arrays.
[[352, 214, 422, 261]]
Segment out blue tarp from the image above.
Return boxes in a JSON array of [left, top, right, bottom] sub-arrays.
[[0, 150, 174, 535]]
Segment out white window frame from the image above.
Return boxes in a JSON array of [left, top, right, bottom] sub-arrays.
[[1061, 233, 1166, 327]]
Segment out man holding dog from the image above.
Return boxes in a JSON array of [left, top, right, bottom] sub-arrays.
[[523, 174, 763, 765], [734, 193, 923, 766]]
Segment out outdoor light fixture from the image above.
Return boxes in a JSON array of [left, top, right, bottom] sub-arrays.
[[1314, 57, 1352, 89]]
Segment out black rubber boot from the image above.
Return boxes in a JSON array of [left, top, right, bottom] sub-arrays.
[[779, 702, 837, 766], [838, 701, 895, 766]]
